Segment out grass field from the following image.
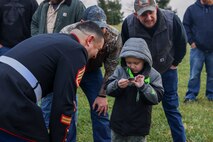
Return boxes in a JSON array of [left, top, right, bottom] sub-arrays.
[[76, 26, 213, 142]]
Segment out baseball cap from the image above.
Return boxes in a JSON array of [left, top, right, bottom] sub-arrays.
[[134, 0, 157, 16], [82, 5, 107, 28]]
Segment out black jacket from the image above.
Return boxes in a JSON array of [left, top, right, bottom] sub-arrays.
[[0, 0, 38, 47], [0, 33, 88, 141]]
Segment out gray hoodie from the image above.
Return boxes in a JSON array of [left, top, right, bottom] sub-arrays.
[[106, 38, 164, 136], [120, 37, 152, 77]]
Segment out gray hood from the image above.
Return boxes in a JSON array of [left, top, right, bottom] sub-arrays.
[[120, 38, 152, 75]]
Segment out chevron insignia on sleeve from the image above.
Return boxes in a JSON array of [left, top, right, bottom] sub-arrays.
[[75, 66, 86, 87], [60, 114, 72, 126]]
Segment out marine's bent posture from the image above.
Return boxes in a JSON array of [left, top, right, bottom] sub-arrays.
[[0, 21, 104, 142]]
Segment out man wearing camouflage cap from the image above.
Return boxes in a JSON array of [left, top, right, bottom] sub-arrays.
[[121, 0, 187, 141], [42, 5, 122, 142]]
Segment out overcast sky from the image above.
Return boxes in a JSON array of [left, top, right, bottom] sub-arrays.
[[36, 0, 196, 21]]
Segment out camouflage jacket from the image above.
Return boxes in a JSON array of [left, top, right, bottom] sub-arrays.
[[60, 22, 122, 95]]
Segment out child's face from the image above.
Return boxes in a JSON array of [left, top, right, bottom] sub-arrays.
[[125, 57, 145, 73]]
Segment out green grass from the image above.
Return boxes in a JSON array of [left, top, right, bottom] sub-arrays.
[[76, 26, 213, 141]]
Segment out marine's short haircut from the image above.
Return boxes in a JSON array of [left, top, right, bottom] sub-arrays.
[[75, 21, 104, 43]]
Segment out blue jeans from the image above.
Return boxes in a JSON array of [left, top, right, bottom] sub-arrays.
[[0, 46, 10, 56], [41, 68, 111, 142], [185, 48, 213, 100], [161, 69, 186, 142]]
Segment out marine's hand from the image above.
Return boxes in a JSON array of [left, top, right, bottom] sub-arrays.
[[92, 97, 108, 116]]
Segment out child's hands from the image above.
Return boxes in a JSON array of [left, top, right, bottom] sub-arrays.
[[118, 78, 129, 88], [118, 75, 144, 88], [131, 75, 144, 88]]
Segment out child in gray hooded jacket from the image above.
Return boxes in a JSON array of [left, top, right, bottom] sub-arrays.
[[106, 38, 164, 142]]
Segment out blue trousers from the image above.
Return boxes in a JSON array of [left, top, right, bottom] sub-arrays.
[[41, 68, 111, 142], [185, 48, 213, 100], [161, 69, 186, 142]]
